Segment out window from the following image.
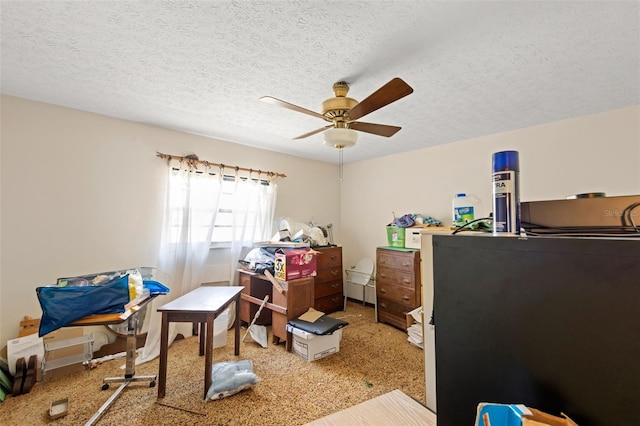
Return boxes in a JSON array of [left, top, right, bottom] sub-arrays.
[[166, 169, 276, 246]]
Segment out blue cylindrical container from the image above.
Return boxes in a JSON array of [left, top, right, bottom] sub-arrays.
[[492, 151, 520, 235]]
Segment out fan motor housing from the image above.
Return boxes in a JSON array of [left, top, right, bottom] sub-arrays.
[[322, 81, 358, 120], [322, 97, 357, 119]]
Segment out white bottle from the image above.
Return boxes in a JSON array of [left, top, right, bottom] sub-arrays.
[[452, 193, 476, 228]]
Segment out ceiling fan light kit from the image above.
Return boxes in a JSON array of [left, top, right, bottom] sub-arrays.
[[323, 128, 358, 149]]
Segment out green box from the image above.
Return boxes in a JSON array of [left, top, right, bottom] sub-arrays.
[[386, 226, 406, 248]]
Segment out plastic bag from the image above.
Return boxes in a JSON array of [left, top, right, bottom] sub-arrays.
[[206, 360, 259, 400], [393, 214, 415, 228], [125, 268, 144, 301]]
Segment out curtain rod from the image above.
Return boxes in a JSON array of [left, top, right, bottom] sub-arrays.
[[156, 152, 287, 178]]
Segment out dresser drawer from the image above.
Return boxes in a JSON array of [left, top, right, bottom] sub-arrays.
[[316, 247, 342, 268], [377, 268, 415, 289], [377, 297, 412, 330], [315, 266, 343, 283], [315, 279, 343, 298], [314, 293, 343, 314], [377, 251, 418, 272], [377, 282, 418, 306]]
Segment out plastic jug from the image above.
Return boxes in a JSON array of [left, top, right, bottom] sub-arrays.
[[452, 193, 479, 228]]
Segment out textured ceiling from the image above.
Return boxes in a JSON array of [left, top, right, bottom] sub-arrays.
[[1, 1, 639, 164]]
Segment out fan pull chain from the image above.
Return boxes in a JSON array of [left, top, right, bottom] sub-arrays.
[[339, 147, 344, 182]]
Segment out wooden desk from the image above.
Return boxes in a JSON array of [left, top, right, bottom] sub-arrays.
[[238, 270, 314, 348], [304, 389, 436, 426], [157, 286, 243, 399]]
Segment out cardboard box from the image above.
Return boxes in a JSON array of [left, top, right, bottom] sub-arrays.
[[286, 324, 342, 362], [404, 227, 422, 249], [475, 403, 578, 426], [274, 248, 317, 281], [7, 333, 44, 377]]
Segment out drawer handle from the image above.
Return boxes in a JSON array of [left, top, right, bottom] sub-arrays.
[[331, 283, 339, 289], [402, 262, 411, 267], [402, 279, 411, 285], [380, 273, 388, 279], [379, 288, 387, 293], [331, 270, 338, 276], [331, 296, 341, 303], [330, 255, 337, 260], [380, 302, 387, 308], [403, 295, 410, 300]]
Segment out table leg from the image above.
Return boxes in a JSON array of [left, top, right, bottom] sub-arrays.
[[204, 313, 214, 399], [157, 313, 169, 398], [234, 295, 240, 356], [199, 322, 206, 356]]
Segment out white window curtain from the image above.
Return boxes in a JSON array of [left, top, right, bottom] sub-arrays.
[[137, 162, 278, 364], [228, 177, 278, 285], [137, 165, 222, 365]]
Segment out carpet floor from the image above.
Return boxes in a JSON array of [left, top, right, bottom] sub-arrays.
[[1, 301, 426, 425]]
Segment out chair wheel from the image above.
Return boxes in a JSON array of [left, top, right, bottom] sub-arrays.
[[149, 381, 156, 388], [101, 383, 109, 391]]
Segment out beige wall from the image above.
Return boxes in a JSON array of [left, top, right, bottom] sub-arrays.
[[339, 106, 640, 270], [1, 95, 638, 349], [0, 95, 340, 347]]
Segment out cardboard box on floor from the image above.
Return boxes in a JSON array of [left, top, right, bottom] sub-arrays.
[[476, 403, 578, 426], [286, 324, 342, 362]]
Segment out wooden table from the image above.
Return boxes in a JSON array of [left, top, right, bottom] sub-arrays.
[[156, 286, 243, 399], [304, 389, 436, 426]]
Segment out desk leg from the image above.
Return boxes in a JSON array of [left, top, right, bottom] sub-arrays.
[[204, 313, 214, 399], [158, 313, 169, 398], [234, 295, 240, 356]]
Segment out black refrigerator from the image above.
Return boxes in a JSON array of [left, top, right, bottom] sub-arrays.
[[432, 234, 640, 426]]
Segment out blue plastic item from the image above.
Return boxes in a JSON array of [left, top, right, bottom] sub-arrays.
[[36, 274, 130, 336], [143, 280, 170, 295], [476, 403, 529, 426]]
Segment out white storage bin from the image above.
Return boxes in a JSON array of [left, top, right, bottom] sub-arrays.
[[404, 227, 422, 249], [286, 324, 342, 362]]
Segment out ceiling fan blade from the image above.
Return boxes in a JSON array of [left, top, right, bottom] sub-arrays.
[[347, 77, 414, 121], [349, 121, 402, 137], [293, 125, 333, 140], [260, 96, 328, 121]]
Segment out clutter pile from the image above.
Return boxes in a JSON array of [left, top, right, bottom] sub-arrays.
[[35, 268, 168, 336], [275, 217, 334, 247], [387, 212, 446, 249]]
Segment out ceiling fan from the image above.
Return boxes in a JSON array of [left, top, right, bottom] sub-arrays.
[[260, 77, 414, 148]]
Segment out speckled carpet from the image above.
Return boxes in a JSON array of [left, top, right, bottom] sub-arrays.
[[1, 301, 426, 425]]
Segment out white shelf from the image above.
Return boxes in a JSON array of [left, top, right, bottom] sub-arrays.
[[42, 333, 94, 382], [44, 334, 94, 351], [43, 351, 92, 370]]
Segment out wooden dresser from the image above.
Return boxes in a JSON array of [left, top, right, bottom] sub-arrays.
[[313, 246, 344, 314], [376, 247, 421, 331], [238, 271, 314, 345]]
